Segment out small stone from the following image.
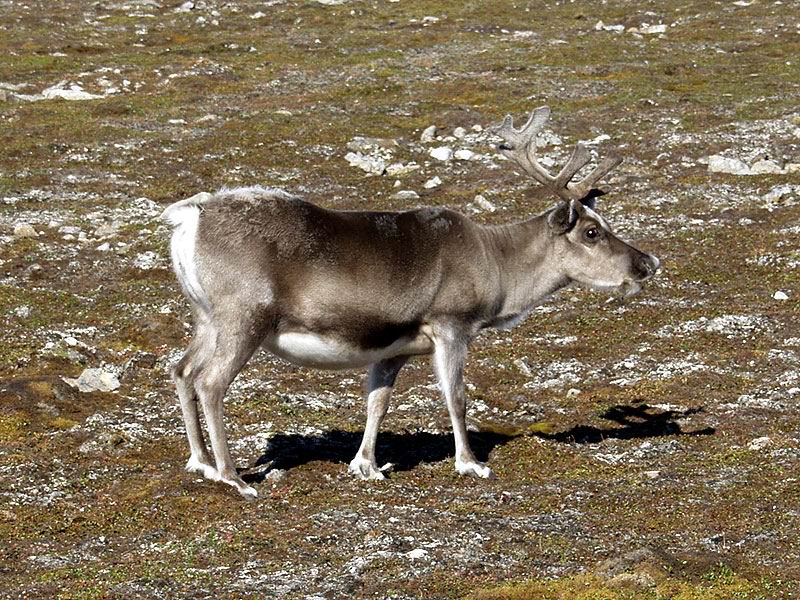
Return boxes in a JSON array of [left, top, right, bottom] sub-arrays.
[[13, 223, 38, 238], [420, 125, 437, 143], [708, 155, 750, 175], [344, 151, 386, 175], [133, 251, 158, 270], [643, 470, 660, 479], [423, 176, 442, 189], [264, 469, 286, 484], [566, 388, 581, 398], [763, 184, 794, 202], [79, 431, 128, 454], [786, 163, 800, 174], [386, 162, 419, 176], [473, 194, 497, 212], [749, 159, 784, 175], [93, 223, 117, 238], [65, 368, 120, 393], [176, 1, 194, 11], [454, 149, 475, 161], [773, 291, 789, 301], [393, 190, 420, 200], [96, 242, 111, 252], [513, 358, 532, 376], [64, 336, 78, 347], [747, 436, 771, 450], [640, 23, 667, 34], [251, 11, 266, 18], [406, 548, 428, 560], [452, 126, 467, 138], [429, 146, 453, 161], [12, 305, 31, 318]]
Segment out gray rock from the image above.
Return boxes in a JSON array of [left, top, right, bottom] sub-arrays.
[[393, 190, 420, 200], [429, 146, 453, 161], [423, 176, 442, 189], [65, 368, 120, 393], [346, 136, 397, 153], [763, 184, 795, 202], [264, 469, 286, 484], [454, 149, 475, 161], [420, 125, 437, 143], [13, 223, 38, 238], [749, 159, 784, 175], [707, 155, 750, 175], [452, 127, 467, 138], [79, 431, 128, 453], [344, 152, 386, 175], [473, 194, 497, 212], [386, 162, 419, 177]]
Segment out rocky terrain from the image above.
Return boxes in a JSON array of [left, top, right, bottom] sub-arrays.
[[0, 0, 798, 598]]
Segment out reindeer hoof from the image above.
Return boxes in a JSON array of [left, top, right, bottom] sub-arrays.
[[348, 456, 389, 480], [456, 460, 494, 479], [185, 455, 218, 481], [219, 476, 258, 500]]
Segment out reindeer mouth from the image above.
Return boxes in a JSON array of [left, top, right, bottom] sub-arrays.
[[620, 280, 643, 298]]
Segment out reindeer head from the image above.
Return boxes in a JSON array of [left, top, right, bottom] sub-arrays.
[[490, 106, 660, 296]]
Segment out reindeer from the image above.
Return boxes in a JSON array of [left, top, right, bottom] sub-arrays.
[[162, 106, 660, 499]]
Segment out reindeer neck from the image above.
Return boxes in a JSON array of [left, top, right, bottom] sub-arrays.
[[481, 213, 570, 323]]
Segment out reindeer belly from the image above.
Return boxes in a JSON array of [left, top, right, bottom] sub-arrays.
[[264, 328, 433, 369]]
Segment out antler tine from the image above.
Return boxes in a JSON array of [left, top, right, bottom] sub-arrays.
[[490, 106, 623, 202], [491, 106, 551, 150], [568, 152, 624, 200], [554, 143, 592, 188]]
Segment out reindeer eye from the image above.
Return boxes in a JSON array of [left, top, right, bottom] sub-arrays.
[[585, 227, 599, 241]]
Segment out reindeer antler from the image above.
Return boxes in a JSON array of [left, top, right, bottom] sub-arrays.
[[489, 106, 623, 201]]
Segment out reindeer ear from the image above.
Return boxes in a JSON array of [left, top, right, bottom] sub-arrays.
[[580, 188, 605, 211], [548, 200, 579, 233]]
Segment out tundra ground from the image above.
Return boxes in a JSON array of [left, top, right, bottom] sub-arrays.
[[0, 1, 799, 598]]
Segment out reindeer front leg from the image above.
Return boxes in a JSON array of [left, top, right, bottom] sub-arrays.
[[432, 325, 493, 479]]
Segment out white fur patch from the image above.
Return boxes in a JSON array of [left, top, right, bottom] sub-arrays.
[[268, 331, 432, 369], [584, 205, 610, 230], [162, 194, 211, 313]]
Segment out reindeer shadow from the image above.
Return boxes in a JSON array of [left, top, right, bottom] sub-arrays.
[[244, 401, 715, 483], [534, 400, 716, 444], [244, 429, 517, 483]]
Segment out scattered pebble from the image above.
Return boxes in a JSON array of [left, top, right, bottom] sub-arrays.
[[747, 436, 771, 451], [566, 388, 581, 398], [344, 152, 386, 175], [773, 291, 789, 301], [420, 125, 437, 143], [65, 368, 121, 393], [452, 127, 467, 138], [423, 176, 442, 189], [406, 548, 428, 560], [513, 358, 532, 376], [393, 190, 419, 200], [264, 469, 286, 484], [429, 147, 453, 161], [13, 223, 38, 238], [473, 194, 497, 212], [454, 149, 475, 161]]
